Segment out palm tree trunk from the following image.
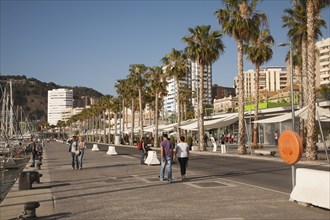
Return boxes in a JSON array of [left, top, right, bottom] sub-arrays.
[[176, 78, 181, 144], [108, 114, 112, 144], [114, 111, 118, 137], [306, 0, 317, 160], [155, 93, 159, 148], [131, 98, 135, 145], [122, 100, 125, 136], [253, 64, 260, 148], [139, 88, 143, 139], [298, 65, 304, 138], [199, 63, 205, 151], [103, 111, 106, 143], [237, 40, 246, 154], [302, 39, 308, 106]]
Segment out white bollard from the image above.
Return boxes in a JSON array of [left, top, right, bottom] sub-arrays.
[[106, 146, 117, 155], [191, 146, 199, 151], [221, 144, 227, 154], [92, 144, 99, 151], [290, 168, 330, 209], [144, 151, 160, 165]]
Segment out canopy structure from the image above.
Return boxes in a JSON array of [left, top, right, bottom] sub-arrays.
[[298, 106, 330, 122], [180, 113, 238, 131], [254, 106, 330, 124]]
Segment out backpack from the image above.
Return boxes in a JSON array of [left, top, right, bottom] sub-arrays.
[[137, 141, 143, 150]]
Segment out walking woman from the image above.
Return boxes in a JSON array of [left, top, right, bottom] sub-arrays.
[[78, 136, 87, 170], [175, 136, 189, 181]]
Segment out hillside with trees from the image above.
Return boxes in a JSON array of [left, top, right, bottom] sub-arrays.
[[0, 75, 104, 122]]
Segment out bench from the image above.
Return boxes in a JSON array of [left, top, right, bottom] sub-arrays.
[[254, 150, 276, 156]]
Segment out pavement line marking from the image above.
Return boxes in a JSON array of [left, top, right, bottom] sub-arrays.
[[219, 178, 290, 196]]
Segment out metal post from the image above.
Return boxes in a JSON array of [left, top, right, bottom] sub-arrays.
[[279, 41, 296, 189], [289, 41, 296, 189], [289, 41, 295, 131]]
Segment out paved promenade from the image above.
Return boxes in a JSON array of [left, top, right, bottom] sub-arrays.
[[0, 141, 329, 220]]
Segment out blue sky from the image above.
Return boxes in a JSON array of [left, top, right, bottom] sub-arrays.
[[1, 0, 329, 96]]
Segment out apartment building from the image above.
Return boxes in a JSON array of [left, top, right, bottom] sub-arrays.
[[234, 67, 288, 100], [316, 37, 330, 86], [163, 60, 212, 117], [211, 84, 236, 100], [47, 88, 73, 125], [213, 95, 239, 113]]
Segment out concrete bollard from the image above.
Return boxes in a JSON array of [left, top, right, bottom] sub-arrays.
[[17, 201, 40, 219], [290, 168, 330, 209], [191, 146, 199, 151], [144, 151, 160, 165], [221, 144, 227, 154], [106, 146, 117, 155], [92, 144, 99, 151], [19, 171, 42, 190]]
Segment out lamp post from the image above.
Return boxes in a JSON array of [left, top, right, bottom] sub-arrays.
[[278, 41, 295, 131], [278, 40, 296, 189]]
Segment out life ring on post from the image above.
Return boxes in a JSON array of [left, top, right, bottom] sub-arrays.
[[278, 130, 303, 165]]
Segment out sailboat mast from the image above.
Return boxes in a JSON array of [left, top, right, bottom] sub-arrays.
[[9, 81, 13, 138]]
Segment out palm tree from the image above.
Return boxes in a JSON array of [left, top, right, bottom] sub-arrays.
[[283, 1, 308, 107], [98, 95, 114, 143], [283, 0, 327, 160], [111, 97, 121, 144], [182, 25, 224, 151], [129, 64, 148, 139], [145, 66, 168, 148], [162, 49, 190, 143], [115, 79, 130, 143], [244, 28, 274, 148], [126, 74, 139, 145], [305, 0, 329, 160], [282, 0, 326, 107], [179, 84, 193, 121], [215, 0, 267, 154]]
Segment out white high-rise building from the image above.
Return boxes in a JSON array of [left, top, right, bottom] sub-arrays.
[[162, 60, 212, 117], [190, 60, 212, 106], [47, 88, 73, 125], [316, 38, 330, 86]]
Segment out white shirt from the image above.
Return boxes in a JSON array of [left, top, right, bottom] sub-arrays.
[[71, 141, 78, 153], [176, 142, 189, 158]]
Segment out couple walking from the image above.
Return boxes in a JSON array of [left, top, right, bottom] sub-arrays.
[[159, 134, 189, 183], [68, 136, 87, 170]]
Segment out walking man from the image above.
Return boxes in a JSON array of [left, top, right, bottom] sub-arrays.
[[159, 134, 174, 183]]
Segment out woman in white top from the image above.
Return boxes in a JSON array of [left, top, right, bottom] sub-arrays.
[[175, 136, 189, 181]]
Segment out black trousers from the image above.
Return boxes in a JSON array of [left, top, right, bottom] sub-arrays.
[[178, 157, 188, 176]]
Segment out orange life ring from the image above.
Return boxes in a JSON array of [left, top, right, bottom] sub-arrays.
[[278, 130, 303, 165]]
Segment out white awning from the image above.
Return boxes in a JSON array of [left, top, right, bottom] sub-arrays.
[[204, 113, 238, 130], [254, 106, 330, 124], [180, 113, 238, 131], [297, 106, 330, 122]]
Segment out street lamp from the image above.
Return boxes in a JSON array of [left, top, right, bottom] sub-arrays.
[[278, 41, 295, 131]]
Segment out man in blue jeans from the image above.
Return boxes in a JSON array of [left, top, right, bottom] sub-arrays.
[[159, 134, 174, 183]]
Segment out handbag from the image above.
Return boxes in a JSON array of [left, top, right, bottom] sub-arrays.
[[75, 150, 81, 156]]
